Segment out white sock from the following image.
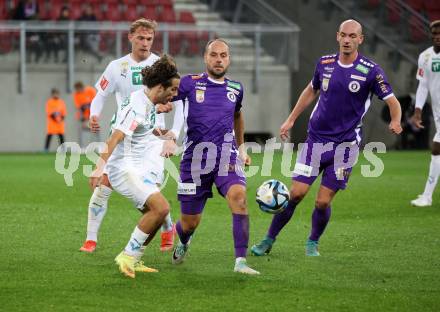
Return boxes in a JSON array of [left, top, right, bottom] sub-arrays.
[[422, 155, 440, 200], [160, 212, 173, 232], [124, 226, 150, 258], [86, 184, 112, 242]]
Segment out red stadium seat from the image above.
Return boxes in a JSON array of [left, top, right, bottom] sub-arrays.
[[407, 0, 423, 12], [179, 11, 195, 24], [123, 4, 140, 21], [70, 3, 83, 20], [386, 0, 402, 24], [141, 7, 158, 21], [158, 7, 176, 23], [424, 0, 440, 11], [409, 14, 427, 43], [427, 10, 440, 22], [366, 0, 380, 9], [104, 3, 122, 22], [0, 32, 13, 54], [122, 0, 137, 4]]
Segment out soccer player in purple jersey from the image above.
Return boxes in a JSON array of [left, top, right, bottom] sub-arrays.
[[251, 19, 403, 257], [170, 39, 259, 275]]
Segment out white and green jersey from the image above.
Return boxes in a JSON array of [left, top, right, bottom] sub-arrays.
[[95, 53, 163, 129], [417, 47, 440, 110], [110, 88, 158, 172]]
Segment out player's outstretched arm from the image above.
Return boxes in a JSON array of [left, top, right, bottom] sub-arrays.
[[89, 130, 125, 189], [280, 84, 319, 141], [89, 92, 109, 133], [385, 96, 403, 134]]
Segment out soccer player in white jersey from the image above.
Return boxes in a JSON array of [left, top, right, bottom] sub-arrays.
[[80, 19, 183, 253], [411, 20, 440, 207], [89, 55, 180, 278]]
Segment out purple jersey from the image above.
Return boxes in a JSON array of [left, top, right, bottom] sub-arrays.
[[309, 53, 394, 143], [174, 72, 244, 161]]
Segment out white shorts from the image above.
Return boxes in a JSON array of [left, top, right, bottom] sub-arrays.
[[108, 167, 160, 210]]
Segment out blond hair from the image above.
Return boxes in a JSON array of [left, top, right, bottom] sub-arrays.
[[129, 18, 158, 34]]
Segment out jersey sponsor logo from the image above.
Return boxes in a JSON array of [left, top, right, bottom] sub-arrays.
[[418, 68, 424, 77], [348, 81, 360, 93], [321, 58, 335, 64], [177, 182, 196, 195], [120, 61, 129, 77], [322, 78, 330, 91], [323, 73, 332, 78], [191, 75, 203, 80], [195, 86, 206, 90], [432, 61, 440, 72], [100, 76, 109, 90], [355, 64, 369, 74], [324, 66, 334, 73], [350, 74, 366, 81], [196, 89, 205, 103], [132, 72, 142, 85], [293, 163, 313, 177], [227, 91, 237, 102], [227, 81, 241, 90], [226, 86, 240, 95]]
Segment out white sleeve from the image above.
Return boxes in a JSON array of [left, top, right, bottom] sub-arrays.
[[95, 61, 117, 97], [170, 100, 184, 139], [415, 79, 429, 110], [155, 111, 166, 129], [90, 91, 108, 118]]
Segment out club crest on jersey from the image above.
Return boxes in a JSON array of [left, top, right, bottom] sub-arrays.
[[227, 91, 237, 102], [120, 62, 129, 77], [322, 78, 330, 91], [348, 81, 360, 93], [196, 89, 205, 103]]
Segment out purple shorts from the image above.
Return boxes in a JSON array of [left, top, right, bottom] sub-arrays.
[[178, 156, 246, 215], [292, 138, 359, 191]]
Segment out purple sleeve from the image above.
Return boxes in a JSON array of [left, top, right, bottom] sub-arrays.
[[371, 65, 394, 100], [172, 75, 191, 102], [235, 83, 244, 112], [311, 61, 321, 90]]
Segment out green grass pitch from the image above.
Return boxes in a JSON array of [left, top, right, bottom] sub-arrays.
[[0, 151, 439, 311]]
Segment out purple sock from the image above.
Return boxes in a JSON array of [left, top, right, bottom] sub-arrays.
[[232, 213, 249, 258], [309, 206, 332, 241], [176, 221, 193, 245], [267, 200, 297, 240]]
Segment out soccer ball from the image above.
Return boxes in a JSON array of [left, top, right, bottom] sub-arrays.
[[256, 179, 290, 214]]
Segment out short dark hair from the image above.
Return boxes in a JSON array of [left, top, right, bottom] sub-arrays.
[[51, 88, 59, 95], [431, 20, 440, 31], [74, 81, 84, 90], [141, 54, 180, 89]]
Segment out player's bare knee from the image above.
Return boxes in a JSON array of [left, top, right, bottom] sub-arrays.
[[315, 199, 330, 210], [183, 217, 200, 232], [290, 190, 305, 203]]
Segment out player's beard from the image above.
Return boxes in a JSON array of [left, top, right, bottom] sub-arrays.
[[207, 67, 227, 79]]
